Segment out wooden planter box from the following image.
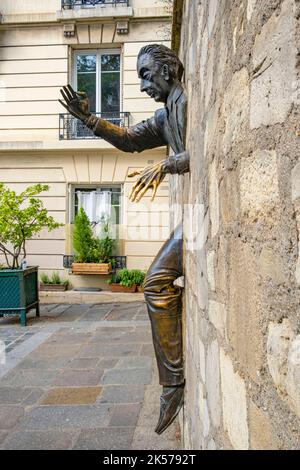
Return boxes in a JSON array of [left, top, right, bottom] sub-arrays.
[[0, 266, 39, 327], [39, 284, 68, 292], [71, 263, 112, 275], [109, 283, 137, 293]]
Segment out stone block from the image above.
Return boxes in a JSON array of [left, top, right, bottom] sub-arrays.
[[220, 349, 249, 449], [240, 150, 279, 223], [258, 247, 286, 284], [250, 0, 296, 128], [206, 339, 221, 427], [227, 239, 264, 382], [199, 383, 210, 438], [222, 68, 249, 154], [249, 401, 279, 449], [209, 159, 220, 238], [207, 251, 216, 291], [208, 300, 226, 337], [267, 319, 300, 418], [291, 162, 300, 202], [247, 0, 257, 21]]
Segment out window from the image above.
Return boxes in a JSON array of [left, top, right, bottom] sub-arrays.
[[71, 185, 122, 238], [74, 50, 121, 116]]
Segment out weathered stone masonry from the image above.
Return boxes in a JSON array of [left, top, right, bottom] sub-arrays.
[[172, 0, 300, 449]]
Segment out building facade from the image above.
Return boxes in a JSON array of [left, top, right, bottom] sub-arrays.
[[0, 0, 171, 287]]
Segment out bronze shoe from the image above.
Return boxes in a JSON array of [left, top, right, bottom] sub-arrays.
[[155, 384, 184, 435]]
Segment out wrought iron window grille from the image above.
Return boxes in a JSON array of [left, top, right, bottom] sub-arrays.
[[61, 0, 129, 9], [59, 112, 130, 140]]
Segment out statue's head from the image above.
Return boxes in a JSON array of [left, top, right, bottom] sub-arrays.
[[137, 44, 184, 104]]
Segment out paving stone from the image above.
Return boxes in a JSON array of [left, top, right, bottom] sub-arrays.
[[97, 358, 118, 369], [100, 368, 152, 385], [0, 387, 35, 404], [66, 357, 100, 369], [79, 342, 141, 358], [18, 405, 110, 430], [0, 405, 24, 430], [46, 332, 92, 345], [15, 357, 71, 370], [140, 343, 155, 356], [22, 388, 46, 406], [105, 310, 137, 321], [1, 369, 59, 387], [109, 404, 141, 427], [0, 431, 8, 445], [116, 357, 153, 370], [90, 328, 151, 344], [41, 387, 102, 405], [53, 369, 104, 387], [73, 427, 135, 450], [31, 344, 83, 358], [99, 385, 146, 404], [80, 310, 112, 322], [131, 424, 181, 450], [2, 430, 77, 450]]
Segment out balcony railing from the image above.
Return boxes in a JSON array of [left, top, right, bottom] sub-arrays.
[[59, 112, 130, 140], [61, 0, 129, 9]]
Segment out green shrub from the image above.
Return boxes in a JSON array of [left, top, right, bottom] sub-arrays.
[[107, 269, 146, 288], [40, 272, 69, 286], [73, 209, 115, 264]]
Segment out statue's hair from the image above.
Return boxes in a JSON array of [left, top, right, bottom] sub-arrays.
[[138, 44, 184, 81]]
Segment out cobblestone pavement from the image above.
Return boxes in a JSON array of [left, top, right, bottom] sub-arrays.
[[0, 303, 181, 450]]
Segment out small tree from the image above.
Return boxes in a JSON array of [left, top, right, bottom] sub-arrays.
[[0, 183, 62, 269], [73, 207, 95, 263], [73, 209, 115, 264]]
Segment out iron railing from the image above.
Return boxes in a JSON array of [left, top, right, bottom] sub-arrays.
[[61, 0, 129, 8], [59, 112, 130, 140]]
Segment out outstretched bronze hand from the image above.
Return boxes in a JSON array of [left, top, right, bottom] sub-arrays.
[[59, 84, 90, 122], [128, 160, 168, 203]]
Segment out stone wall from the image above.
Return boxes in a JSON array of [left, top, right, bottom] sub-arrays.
[[173, 0, 300, 449]]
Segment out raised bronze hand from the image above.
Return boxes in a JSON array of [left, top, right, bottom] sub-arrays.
[[59, 84, 90, 122], [128, 160, 167, 203]]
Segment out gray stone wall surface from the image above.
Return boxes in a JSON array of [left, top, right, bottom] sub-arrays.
[[174, 0, 300, 449]]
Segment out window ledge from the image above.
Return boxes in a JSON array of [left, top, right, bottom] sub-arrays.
[[56, 5, 133, 21]]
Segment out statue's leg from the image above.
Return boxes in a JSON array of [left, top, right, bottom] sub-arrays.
[[143, 224, 184, 434]]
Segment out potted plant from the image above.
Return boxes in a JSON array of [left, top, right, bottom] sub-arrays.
[[39, 272, 70, 292], [72, 208, 114, 275], [130, 269, 146, 292], [107, 268, 145, 293], [0, 184, 62, 326]]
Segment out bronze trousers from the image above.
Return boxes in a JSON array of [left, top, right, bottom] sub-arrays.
[[143, 225, 184, 386]]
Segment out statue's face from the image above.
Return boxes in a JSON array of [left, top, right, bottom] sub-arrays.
[[137, 53, 172, 103]]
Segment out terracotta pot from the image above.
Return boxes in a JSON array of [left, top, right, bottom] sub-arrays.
[[39, 284, 68, 292], [109, 283, 137, 293], [71, 263, 112, 275]]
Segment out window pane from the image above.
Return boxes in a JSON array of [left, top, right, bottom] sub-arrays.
[[101, 54, 120, 72], [101, 72, 120, 114], [77, 54, 96, 73], [78, 73, 96, 113]]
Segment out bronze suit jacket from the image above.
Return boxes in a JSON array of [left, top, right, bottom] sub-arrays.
[[91, 84, 189, 175]]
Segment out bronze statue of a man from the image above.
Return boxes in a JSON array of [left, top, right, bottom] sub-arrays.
[[60, 44, 189, 434]]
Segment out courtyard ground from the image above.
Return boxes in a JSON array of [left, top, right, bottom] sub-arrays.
[[0, 302, 181, 450]]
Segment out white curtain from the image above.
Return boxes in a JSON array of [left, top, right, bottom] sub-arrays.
[[77, 190, 111, 224]]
